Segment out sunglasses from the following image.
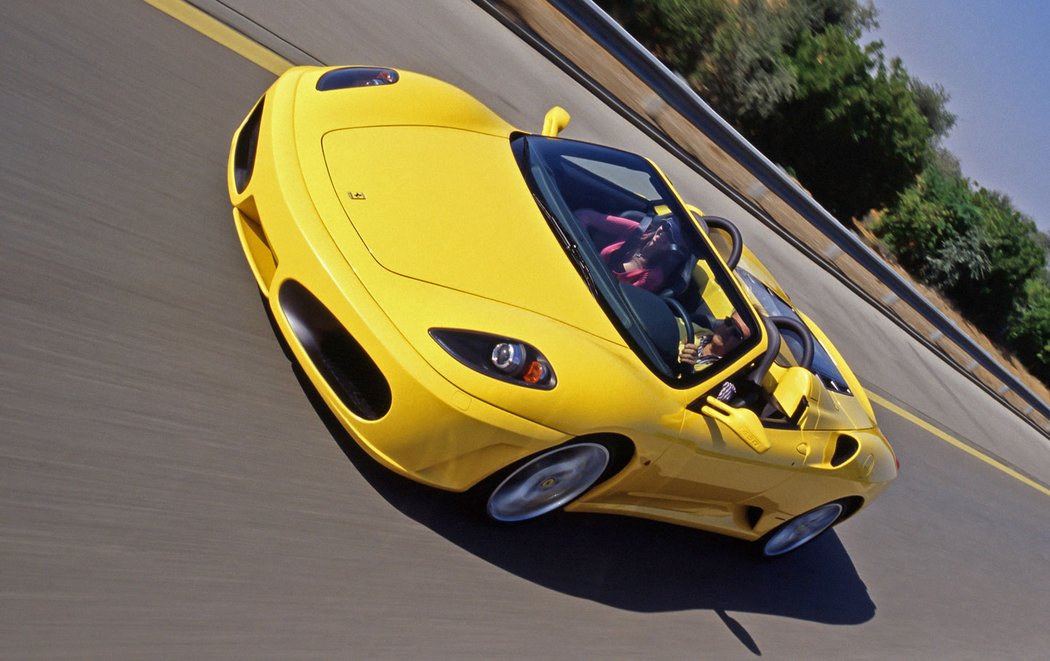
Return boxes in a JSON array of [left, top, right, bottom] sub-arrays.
[[721, 317, 746, 342]]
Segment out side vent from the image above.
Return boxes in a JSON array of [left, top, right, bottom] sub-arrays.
[[233, 98, 264, 193], [744, 506, 764, 530], [830, 434, 860, 467], [278, 281, 392, 420]]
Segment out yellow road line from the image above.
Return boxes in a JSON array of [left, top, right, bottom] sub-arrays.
[[143, 0, 293, 75], [869, 392, 1050, 497]]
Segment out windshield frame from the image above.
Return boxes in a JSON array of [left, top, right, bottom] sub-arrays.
[[511, 133, 762, 388]]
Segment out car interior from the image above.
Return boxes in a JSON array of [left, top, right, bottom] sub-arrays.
[[519, 137, 757, 374], [514, 134, 849, 432]]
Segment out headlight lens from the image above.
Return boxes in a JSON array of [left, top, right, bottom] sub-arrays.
[[491, 342, 526, 374], [316, 67, 399, 91], [430, 329, 556, 389]]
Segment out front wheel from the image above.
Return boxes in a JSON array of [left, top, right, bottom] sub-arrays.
[[759, 502, 844, 557], [486, 442, 610, 522]]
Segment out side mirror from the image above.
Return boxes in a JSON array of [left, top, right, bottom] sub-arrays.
[[701, 396, 771, 453], [541, 106, 571, 137], [771, 365, 816, 423]]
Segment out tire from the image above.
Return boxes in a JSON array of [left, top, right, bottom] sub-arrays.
[[759, 501, 844, 557], [485, 442, 611, 523]]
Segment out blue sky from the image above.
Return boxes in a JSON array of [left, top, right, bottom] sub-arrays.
[[868, 0, 1050, 232]]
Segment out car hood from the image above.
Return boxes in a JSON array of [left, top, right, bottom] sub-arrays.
[[320, 125, 619, 342]]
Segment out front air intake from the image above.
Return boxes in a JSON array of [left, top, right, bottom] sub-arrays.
[[278, 280, 391, 420]]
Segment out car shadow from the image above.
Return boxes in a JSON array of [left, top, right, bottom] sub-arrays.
[[294, 365, 875, 624]]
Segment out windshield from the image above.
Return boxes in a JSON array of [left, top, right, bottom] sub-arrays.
[[512, 134, 759, 385], [735, 269, 853, 395]]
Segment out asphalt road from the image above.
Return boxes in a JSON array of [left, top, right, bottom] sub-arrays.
[[2, 1, 1048, 658]]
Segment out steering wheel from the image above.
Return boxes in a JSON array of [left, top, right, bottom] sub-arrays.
[[747, 315, 815, 387], [662, 297, 694, 346], [662, 297, 694, 376]]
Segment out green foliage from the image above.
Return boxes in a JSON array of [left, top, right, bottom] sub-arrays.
[[971, 190, 1046, 319], [1007, 277, 1050, 380], [598, 0, 797, 119], [909, 79, 956, 143], [699, 0, 801, 120], [922, 229, 992, 291], [596, 1, 729, 87], [1035, 230, 1050, 253], [792, 0, 877, 35], [876, 162, 1047, 338], [598, 0, 939, 221], [875, 164, 982, 274], [928, 145, 962, 178], [742, 27, 932, 220]]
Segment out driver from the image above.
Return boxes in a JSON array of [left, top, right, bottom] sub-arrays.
[[678, 312, 751, 402], [678, 312, 751, 368]]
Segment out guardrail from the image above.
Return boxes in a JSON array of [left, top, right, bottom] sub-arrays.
[[188, 0, 1049, 434], [476, 0, 1050, 435]]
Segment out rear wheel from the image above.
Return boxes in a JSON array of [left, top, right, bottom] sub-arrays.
[[760, 502, 844, 557], [486, 442, 610, 522]]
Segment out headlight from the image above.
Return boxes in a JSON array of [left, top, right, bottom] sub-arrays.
[[430, 329, 556, 389], [316, 67, 399, 91]]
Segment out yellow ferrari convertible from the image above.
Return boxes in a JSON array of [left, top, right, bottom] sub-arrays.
[[227, 66, 897, 557]]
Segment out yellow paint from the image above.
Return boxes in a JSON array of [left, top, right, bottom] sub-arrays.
[[541, 106, 571, 136], [143, 0, 293, 75], [227, 64, 901, 543], [868, 392, 1050, 497]]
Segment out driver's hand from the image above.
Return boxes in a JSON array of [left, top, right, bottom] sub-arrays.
[[679, 343, 698, 366]]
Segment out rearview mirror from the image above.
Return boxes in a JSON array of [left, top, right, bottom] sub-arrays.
[[771, 365, 816, 424], [541, 106, 571, 137]]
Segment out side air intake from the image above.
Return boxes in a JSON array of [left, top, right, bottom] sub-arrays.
[[830, 435, 860, 467], [278, 280, 391, 420], [233, 98, 263, 194]]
